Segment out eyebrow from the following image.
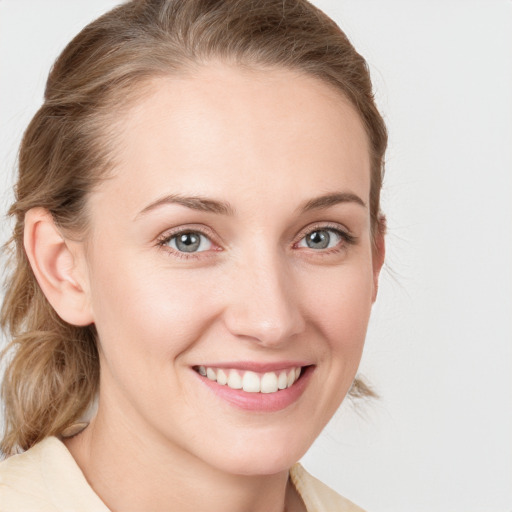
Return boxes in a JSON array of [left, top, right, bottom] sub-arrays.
[[298, 192, 366, 213], [136, 194, 236, 219], [136, 190, 365, 220]]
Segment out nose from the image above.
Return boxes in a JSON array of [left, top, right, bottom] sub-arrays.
[[221, 250, 306, 347]]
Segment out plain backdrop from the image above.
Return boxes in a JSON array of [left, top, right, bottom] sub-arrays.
[[1, 1, 511, 511]]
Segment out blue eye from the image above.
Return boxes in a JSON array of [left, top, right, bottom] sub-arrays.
[[298, 229, 343, 250], [167, 232, 213, 253]]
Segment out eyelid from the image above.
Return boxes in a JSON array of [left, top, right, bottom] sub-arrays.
[[156, 224, 222, 256], [293, 222, 357, 248], [154, 221, 356, 259]]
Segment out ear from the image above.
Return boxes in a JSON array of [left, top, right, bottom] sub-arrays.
[[24, 207, 93, 326], [371, 215, 386, 303]]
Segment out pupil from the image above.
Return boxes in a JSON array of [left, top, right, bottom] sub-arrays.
[[176, 233, 200, 252], [307, 230, 329, 249]]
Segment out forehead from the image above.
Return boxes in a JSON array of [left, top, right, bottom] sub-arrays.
[[93, 64, 371, 217]]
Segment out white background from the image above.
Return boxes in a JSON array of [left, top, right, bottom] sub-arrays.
[[1, 1, 511, 511]]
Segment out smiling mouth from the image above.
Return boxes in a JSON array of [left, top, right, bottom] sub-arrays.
[[193, 365, 304, 394]]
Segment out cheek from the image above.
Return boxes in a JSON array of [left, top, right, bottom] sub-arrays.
[[300, 261, 375, 355], [87, 254, 220, 368]]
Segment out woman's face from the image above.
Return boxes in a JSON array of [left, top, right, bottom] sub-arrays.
[[78, 64, 382, 475]]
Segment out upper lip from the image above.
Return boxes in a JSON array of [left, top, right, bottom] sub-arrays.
[[193, 361, 312, 373]]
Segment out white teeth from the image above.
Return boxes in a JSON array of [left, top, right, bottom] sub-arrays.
[[261, 372, 278, 393], [197, 366, 303, 393], [217, 369, 228, 385], [277, 371, 288, 390], [227, 369, 243, 389], [242, 371, 261, 393]]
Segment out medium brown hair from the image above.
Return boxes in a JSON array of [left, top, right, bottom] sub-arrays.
[[1, 0, 387, 455]]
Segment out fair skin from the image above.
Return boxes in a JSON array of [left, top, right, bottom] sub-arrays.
[[25, 64, 384, 512]]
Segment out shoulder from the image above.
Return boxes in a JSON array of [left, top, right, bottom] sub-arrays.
[[290, 463, 366, 512], [0, 436, 109, 512], [0, 437, 58, 511]]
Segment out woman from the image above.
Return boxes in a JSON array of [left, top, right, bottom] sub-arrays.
[[0, 1, 387, 510]]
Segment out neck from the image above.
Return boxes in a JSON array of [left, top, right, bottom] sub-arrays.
[[64, 406, 304, 512]]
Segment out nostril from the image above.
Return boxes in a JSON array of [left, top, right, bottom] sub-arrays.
[[223, 313, 305, 348]]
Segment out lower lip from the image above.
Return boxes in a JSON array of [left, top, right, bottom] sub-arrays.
[[195, 366, 314, 412]]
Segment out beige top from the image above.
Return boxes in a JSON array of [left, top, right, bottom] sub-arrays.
[[0, 436, 364, 512]]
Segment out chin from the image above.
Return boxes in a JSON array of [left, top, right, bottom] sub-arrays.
[[215, 451, 301, 477], [198, 428, 314, 477]]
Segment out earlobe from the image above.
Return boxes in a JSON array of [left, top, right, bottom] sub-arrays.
[[24, 208, 93, 326]]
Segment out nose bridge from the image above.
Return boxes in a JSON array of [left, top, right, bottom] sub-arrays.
[[223, 242, 305, 346]]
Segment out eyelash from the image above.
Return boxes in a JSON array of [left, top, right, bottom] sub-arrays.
[[156, 227, 218, 260], [294, 223, 357, 254], [156, 223, 356, 260]]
